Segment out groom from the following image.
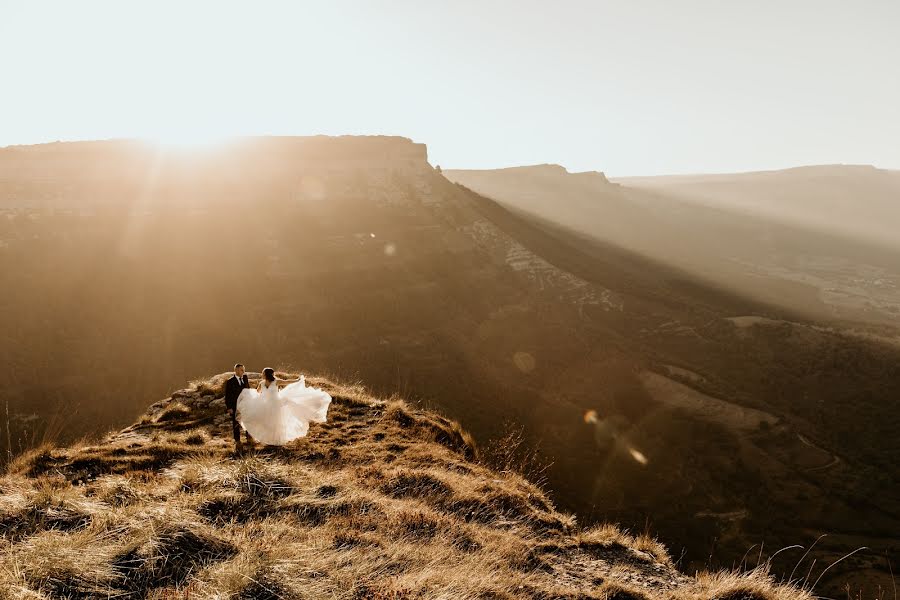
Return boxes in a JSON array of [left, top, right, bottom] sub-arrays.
[[224, 363, 252, 452]]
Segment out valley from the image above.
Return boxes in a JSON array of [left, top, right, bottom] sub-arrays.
[[448, 164, 900, 328], [0, 138, 897, 595]]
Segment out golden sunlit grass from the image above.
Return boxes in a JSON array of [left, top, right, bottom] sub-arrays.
[[0, 374, 813, 599], [678, 568, 816, 600]]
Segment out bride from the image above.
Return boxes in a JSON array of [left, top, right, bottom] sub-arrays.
[[236, 368, 332, 446]]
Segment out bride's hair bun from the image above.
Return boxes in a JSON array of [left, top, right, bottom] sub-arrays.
[[263, 368, 276, 382]]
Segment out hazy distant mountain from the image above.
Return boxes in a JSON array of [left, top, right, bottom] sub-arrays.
[[447, 164, 900, 328], [1, 139, 897, 594], [615, 165, 900, 251]]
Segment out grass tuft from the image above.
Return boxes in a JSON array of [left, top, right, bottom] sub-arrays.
[[112, 524, 238, 591], [379, 470, 453, 500], [156, 402, 193, 423]]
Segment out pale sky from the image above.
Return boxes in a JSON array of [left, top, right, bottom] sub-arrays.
[[1, 0, 898, 175]]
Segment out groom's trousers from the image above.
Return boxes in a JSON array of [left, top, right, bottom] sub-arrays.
[[230, 410, 241, 444], [230, 410, 252, 444]]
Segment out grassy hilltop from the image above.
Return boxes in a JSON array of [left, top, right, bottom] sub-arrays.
[[0, 373, 810, 599]]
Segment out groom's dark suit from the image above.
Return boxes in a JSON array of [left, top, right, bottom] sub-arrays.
[[225, 373, 250, 444]]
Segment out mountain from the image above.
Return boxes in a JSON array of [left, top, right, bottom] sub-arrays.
[[0, 371, 809, 599], [615, 165, 900, 252], [1, 138, 897, 595], [446, 164, 900, 327]]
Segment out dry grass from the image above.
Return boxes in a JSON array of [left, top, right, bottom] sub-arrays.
[[677, 568, 817, 600], [0, 373, 812, 599], [578, 523, 671, 565]]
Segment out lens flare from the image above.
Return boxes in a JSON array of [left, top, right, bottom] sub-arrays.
[[513, 351, 536, 373], [628, 447, 649, 466]]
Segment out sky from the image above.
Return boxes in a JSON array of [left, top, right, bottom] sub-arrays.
[[0, 0, 898, 176]]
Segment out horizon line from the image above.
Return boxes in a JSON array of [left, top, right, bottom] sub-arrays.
[[2, 135, 897, 179]]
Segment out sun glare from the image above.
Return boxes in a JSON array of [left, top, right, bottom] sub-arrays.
[[141, 130, 235, 152]]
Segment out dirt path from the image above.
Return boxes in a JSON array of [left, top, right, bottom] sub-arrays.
[[797, 433, 841, 471], [639, 371, 778, 432]]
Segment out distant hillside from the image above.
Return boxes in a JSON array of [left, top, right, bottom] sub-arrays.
[[614, 165, 900, 252], [446, 164, 900, 326], [0, 372, 810, 599], [1, 138, 897, 595]]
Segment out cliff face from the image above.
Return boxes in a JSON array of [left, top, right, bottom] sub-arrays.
[[0, 373, 805, 599], [0, 136, 431, 208], [446, 164, 616, 200]]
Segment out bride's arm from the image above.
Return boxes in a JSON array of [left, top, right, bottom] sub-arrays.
[[277, 376, 303, 385]]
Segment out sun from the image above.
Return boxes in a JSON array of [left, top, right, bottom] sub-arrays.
[[141, 129, 235, 151]]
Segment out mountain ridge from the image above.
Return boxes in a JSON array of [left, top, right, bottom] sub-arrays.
[[611, 163, 886, 182]]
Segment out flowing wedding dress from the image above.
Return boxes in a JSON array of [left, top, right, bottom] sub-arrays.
[[236, 376, 331, 445]]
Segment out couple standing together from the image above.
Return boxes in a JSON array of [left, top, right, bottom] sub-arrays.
[[224, 364, 332, 452]]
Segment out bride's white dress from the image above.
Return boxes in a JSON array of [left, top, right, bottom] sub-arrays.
[[236, 376, 331, 445]]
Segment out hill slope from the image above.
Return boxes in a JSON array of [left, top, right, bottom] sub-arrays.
[[614, 164, 900, 253], [0, 373, 807, 599], [446, 164, 900, 326], [2, 138, 898, 593]]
